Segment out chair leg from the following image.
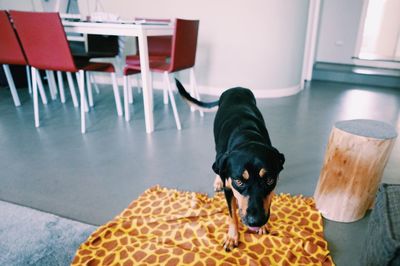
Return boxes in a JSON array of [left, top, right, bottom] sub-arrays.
[[123, 75, 130, 122], [86, 72, 94, 107], [36, 71, 48, 105], [66, 72, 79, 107], [164, 71, 181, 130], [75, 72, 89, 112], [128, 82, 133, 104], [77, 70, 86, 133], [49, 71, 58, 97], [127, 76, 133, 104], [26, 66, 32, 95], [190, 68, 204, 117], [57, 71, 66, 103], [31, 67, 39, 127], [111, 73, 123, 116], [45, 70, 57, 100], [163, 79, 168, 105], [135, 75, 141, 94], [3, 65, 21, 107], [90, 74, 100, 94]]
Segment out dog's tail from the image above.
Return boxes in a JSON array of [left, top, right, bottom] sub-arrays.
[[175, 79, 219, 112]]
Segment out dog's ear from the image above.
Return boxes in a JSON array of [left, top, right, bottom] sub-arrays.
[[267, 146, 285, 173], [212, 153, 229, 178], [276, 150, 285, 172], [278, 152, 285, 165]]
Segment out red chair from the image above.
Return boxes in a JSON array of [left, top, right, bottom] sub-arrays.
[[10, 10, 123, 133], [126, 18, 172, 66], [124, 18, 172, 104], [123, 18, 201, 130], [125, 36, 172, 103], [126, 36, 171, 64], [0, 10, 48, 106]]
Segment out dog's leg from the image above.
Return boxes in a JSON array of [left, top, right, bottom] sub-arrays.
[[223, 188, 239, 251], [213, 175, 224, 192]]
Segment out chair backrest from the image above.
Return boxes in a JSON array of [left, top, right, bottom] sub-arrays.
[[135, 18, 172, 57], [0, 10, 27, 65], [147, 36, 172, 57], [10, 11, 77, 72], [169, 19, 199, 72]]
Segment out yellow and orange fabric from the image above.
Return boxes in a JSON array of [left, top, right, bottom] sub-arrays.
[[72, 186, 334, 265]]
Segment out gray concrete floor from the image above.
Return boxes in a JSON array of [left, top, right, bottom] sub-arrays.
[[0, 80, 399, 265]]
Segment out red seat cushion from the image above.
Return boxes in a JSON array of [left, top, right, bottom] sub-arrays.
[[123, 61, 170, 76], [125, 54, 168, 65], [75, 61, 115, 73], [123, 65, 141, 76]]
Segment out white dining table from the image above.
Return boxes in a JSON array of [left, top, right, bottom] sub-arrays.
[[62, 19, 174, 134]]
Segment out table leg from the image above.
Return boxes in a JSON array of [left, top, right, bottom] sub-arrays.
[[137, 31, 154, 134]]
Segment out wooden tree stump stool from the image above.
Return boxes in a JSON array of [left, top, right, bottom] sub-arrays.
[[314, 119, 397, 222]]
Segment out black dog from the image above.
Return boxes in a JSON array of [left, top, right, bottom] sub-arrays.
[[175, 79, 285, 251]]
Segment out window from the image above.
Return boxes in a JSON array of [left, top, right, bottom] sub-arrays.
[[356, 0, 400, 62]]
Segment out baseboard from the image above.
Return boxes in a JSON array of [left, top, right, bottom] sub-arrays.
[[197, 83, 303, 98], [91, 74, 303, 99], [312, 62, 400, 88]]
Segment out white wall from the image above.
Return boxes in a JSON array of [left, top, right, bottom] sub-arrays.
[[316, 0, 363, 64], [84, 0, 311, 97], [0, 0, 41, 11], [0, 0, 69, 11], [1, 0, 310, 98]]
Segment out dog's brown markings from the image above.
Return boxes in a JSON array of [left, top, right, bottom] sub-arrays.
[[228, 176, 274, 238], [229, 178, 249, 220], [224, 178, 255, 251], [259, 168, 267, 177], [223, 192, 239, 251], [242, 170, 249, 180], [213, 175, 224, 192], [257, 191, 275, 235], [228, 177, 251, 246]]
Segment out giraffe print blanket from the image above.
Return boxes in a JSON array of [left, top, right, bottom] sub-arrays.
[[72, 186, 334, 265]]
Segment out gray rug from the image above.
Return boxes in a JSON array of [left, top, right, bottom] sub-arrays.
[[0, 201, 97, 266]]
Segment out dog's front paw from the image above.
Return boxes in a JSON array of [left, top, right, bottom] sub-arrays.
[[257, 224, 269, 235], [223, 234, 238, 252], [213, 175, 224, 192]]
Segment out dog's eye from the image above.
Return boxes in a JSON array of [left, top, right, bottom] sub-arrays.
[[234, 179, 244, 187]]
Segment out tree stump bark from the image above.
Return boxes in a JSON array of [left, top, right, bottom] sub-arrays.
[[314, 119, 397, 222]]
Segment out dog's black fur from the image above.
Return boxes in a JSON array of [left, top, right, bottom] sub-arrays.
[[175, 79, 285, 251]]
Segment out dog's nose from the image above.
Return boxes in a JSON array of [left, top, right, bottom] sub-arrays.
[[247, 209, 269, 227]]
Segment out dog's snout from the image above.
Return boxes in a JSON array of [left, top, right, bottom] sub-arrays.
[[246, 208, 269, 227]]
